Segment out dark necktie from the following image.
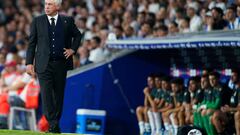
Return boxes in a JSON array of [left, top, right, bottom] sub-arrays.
[[50, 18, 55, 29]]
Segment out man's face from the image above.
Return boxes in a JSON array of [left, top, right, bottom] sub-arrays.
[[171, 83, 179, 93], [147, 77, 155, 89], [211, 9, 220, 19], [226, 9, 235, 21], [162, 80, 170, 90], [155, 78, 161, 89], [189, 80, 197, 92], [141, 24, 151, 36], [45, 0, 59, 16], [201, 77, 209, 89], [231, 72, 238, 84], [90, 39, 98, 49], [168, 23, 177, 34], [187, 8, 195, 17], [209, 75, 218, 87]]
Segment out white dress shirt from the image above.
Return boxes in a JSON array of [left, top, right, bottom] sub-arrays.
[[228, 17, 240, 30], [47, 14, 58, 25]]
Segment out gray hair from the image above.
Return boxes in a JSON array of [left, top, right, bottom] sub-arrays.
[[54, 0, 62, 5]]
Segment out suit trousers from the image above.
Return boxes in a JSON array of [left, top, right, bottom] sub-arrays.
[[37, 60, 67, 127]]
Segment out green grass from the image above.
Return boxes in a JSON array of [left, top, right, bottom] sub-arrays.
[[0, 130, 82, 135]]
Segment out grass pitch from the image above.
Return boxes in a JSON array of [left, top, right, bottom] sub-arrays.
[[0, 130, 81, 135]]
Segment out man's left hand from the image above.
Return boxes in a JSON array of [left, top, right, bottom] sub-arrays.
[[63, 48, 75, 59]]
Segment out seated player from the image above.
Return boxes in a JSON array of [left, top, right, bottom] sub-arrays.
[[193, 75, 210, 129], [184, 76, 203, 125], [157, 76, 173, 134], [136, 74, 155, 135], [145, 74, 164, 134], [199, 72, 231, 135], [211, 77, 240, 134], [163, 78, 185, 135]]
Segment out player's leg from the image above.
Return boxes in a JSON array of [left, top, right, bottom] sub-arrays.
[[234, 111, 240, 135], [147, 108, 155, 134], [144, 107, 151, 134], [170, 112, 179, 135], [136, 106, 146, 134], [153, 110, 162, 134], [201, 109, 210, 134], [178, 106, 185, 126], [162, 111, 172, 133]]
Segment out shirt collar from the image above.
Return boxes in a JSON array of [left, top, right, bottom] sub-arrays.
[[47, 13, 58, 23]]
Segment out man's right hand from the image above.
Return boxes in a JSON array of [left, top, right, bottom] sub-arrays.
[[26, 64, 35, 76]]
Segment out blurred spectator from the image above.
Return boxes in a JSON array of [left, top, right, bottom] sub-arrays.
[[148, 0, 160, 14], [145, 12, 156, 28], [175, 8, 185, 25], [113, 25, 124, 39], [77, 46, 92, 67], [168, 21, 179, 36], [4, 72, 32, 107], [138, 22, 152, 38], [211, 7, 228, 30], [179, 17, 190, 33], [203, 11, 214, 31], [123, 25, 135, 38], [122, 11, 138, 31], [228, 69, 240, 91], [15, 40, 26, 59], [76, 17, 88, 33], [187, 5, 202, 32], [155, 7, 170, 26], [0, 61, 20, 96], [237, 6, 240, 17], [156, 25, 168, 37], [98, 28, 109, 47], [135, 11, 146, 32], [89, 36, 107, 63], [225, 6, 240, 30]]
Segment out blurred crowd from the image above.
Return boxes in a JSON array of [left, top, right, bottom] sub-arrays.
[[0, 0, 239, 70]]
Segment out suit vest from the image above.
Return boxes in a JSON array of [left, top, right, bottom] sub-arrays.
[[48, 17, 65, 61]]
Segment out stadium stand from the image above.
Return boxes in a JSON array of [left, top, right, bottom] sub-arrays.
[[0, 0, 240, 135]]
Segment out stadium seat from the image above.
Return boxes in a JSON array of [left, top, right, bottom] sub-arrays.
[[8, 107, 37, 131]]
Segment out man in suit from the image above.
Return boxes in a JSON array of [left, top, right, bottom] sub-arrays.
[[26, 0, 82, 133]]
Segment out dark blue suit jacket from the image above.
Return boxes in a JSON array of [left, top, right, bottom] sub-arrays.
[[26, 14, 82, 73]]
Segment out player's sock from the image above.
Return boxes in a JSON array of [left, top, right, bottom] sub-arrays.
[[138, 121, 145, 134], [147, 110, 156, 134], [153, 112, 162, 133], [145, 122, 151, 133], [172, 124, 178, 135], [164, 122, 170, 131]]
